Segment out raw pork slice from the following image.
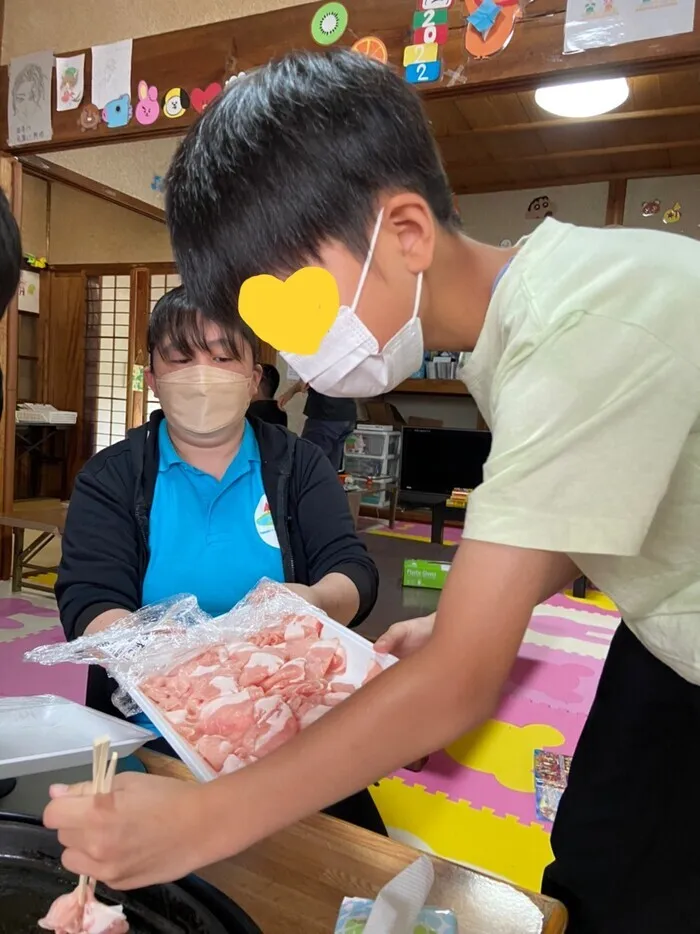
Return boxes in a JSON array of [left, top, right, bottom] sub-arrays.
[[39, 889, 128, 934]]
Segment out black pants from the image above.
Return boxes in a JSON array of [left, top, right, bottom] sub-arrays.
[[542, 622, 700, 933], [148, 737, 387, 837], [302, 418, 355, 472]]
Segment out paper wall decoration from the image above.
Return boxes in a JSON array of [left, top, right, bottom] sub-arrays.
[[8, 50, 53, 147], [162, 88, 190, 119], [641, 199, 660, 217], [526, 195, 555, 220], [663, 201, 682, 225], [78, 104, 100, 131], [564, 0, 695, 54], [311, 3, 349, 45], [91, 39, 133, 110], [18, 269, 40, 315], [191, 83, 223, 113], [465, 0, 522, 58], [416, 0, 454, 7], [405, 6, 448, 86], [351, 36, 389, 64], [56, 54, 85, 112], [102, 94, 132, 128], [135, 81, 159, 125]]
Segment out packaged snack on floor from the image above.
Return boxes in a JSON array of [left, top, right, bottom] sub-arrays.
[[27, 581, 397, 781]]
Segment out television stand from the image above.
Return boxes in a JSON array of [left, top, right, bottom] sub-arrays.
[[399, 492, 465, 544]]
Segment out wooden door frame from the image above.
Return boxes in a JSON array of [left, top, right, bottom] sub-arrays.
[[0, 156, 22, 578]]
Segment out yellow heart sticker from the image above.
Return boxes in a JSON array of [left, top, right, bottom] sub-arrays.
[[238, 267, 339, 355]]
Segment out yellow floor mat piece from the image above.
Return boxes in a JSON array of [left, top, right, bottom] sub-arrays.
[[446, 720, 564, 793], [371, 777, 553, 891], [25, 572, 57, 587]]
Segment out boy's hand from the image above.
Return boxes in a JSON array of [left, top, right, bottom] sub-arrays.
[[375, 614, 435, 658], [44, 773, 213, 890]]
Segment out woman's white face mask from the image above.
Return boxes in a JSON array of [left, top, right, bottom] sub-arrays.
[[282, 210, 424, 398]]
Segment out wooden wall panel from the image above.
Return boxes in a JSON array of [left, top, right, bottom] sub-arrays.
[[2, 1, 700, 154], [44, 271, 87, 490]]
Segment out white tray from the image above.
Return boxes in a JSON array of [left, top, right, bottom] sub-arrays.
[[0, 695, 154, 779], [130, 615, 397, 783]]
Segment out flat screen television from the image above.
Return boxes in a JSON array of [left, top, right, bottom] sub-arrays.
[[400, 427, 492, 496]]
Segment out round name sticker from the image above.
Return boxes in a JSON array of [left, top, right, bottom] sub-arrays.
[[255, 495, 280, 548]]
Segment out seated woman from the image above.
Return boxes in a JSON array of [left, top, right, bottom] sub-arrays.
[[56, 286, 383, 834]]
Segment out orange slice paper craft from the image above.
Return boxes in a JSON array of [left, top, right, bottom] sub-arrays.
[[351, 36, 389, 64], [464, 0, 522, 59]]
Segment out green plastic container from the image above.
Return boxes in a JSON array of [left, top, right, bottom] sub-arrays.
[[402, 558, 451, 590]]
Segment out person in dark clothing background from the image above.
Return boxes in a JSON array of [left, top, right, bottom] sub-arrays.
[[248, 362, 287, 427], [0, 189, 22, 419], [279, 380, 356, 471]]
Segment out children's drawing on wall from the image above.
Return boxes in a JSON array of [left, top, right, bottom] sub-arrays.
[[91, 39, 133, 110], [564, 0, 695, 53], [56, 54, 85, 112], [8, 51, 53, 147], [525, 194, 555, 221]]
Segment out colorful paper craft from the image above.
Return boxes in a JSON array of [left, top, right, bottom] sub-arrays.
[[414, 23, 449, 43], [403, 43, 440, 66], [412, 8, 449, 28], [405, 60, 442, 84], [467, 0, 502, 33]]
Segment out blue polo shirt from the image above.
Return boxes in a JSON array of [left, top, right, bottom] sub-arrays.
[[142, 418, 285, 615], [133, 420, 285, 737]]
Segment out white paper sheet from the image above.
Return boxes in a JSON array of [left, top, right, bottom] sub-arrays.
[[91, 38, 133, 109], [564, 0, 696, 53], [7, 50, 53, 147], [55, 53, 85, 111]]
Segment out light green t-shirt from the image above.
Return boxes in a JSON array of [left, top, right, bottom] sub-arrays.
[[461, 218, 700, 684]]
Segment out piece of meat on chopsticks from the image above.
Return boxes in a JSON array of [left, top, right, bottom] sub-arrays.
[[39, 888, 128, 934], [39, 737, 129, 934]]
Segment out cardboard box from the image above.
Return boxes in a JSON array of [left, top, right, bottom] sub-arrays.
[[402, 558, 452, 590]]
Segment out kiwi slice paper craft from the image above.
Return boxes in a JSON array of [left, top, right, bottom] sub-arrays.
[[311, 2, 349, 45]]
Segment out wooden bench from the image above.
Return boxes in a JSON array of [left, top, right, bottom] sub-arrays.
[[0, 503, 67, 594]]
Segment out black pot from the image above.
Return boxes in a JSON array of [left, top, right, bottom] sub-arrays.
[[0, 812, 262, 934]]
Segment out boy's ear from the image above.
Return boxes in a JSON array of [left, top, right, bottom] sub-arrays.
[[145, 366, 157, 396]]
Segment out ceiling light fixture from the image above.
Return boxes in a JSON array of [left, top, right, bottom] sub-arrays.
[[535, 77, 630, 119]]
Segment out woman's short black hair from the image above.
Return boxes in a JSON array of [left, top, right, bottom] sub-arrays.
[[166, 49, 459, 323], [148, 285, 259, 363], [0, 189, 21, 315]]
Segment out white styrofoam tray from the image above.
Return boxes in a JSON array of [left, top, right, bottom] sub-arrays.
[[129, 614, 397, 783], [0, 694, 154, 779]]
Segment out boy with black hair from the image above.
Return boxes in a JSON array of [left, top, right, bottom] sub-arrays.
[[46, 50, 700, 934]]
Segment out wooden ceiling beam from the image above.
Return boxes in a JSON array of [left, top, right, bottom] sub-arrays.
[[19, 156, 166, 224], [443, 137, 700, 167], [438, 102, 700, 137], [451, 162, 700, 195]]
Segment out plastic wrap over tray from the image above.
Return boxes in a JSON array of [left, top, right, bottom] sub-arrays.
[[27, 581, 397, 781]]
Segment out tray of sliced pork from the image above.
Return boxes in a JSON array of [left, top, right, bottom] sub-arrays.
[[27, 581, 398, 783], [0, 812, 262, 934]]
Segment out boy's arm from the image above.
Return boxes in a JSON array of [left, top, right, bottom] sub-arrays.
[[44, 539, 571, 889]]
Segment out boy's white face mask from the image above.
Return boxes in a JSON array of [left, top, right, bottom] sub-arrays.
[[282, 209, 424, 398]]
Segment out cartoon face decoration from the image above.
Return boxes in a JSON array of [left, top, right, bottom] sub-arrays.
[[526, 195, 554, 221], [663, 202, 682, 225], [102, 94, 132, 129], [641, 199, 661, 217], [162, 88, 190, 119], [78, 103, 101, 131]]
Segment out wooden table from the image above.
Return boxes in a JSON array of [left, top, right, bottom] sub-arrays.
[[140, 751, 567, 934], [0, 502, 67, 593]]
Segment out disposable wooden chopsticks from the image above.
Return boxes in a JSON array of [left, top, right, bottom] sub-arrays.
[[77, 736, 114, 907]]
